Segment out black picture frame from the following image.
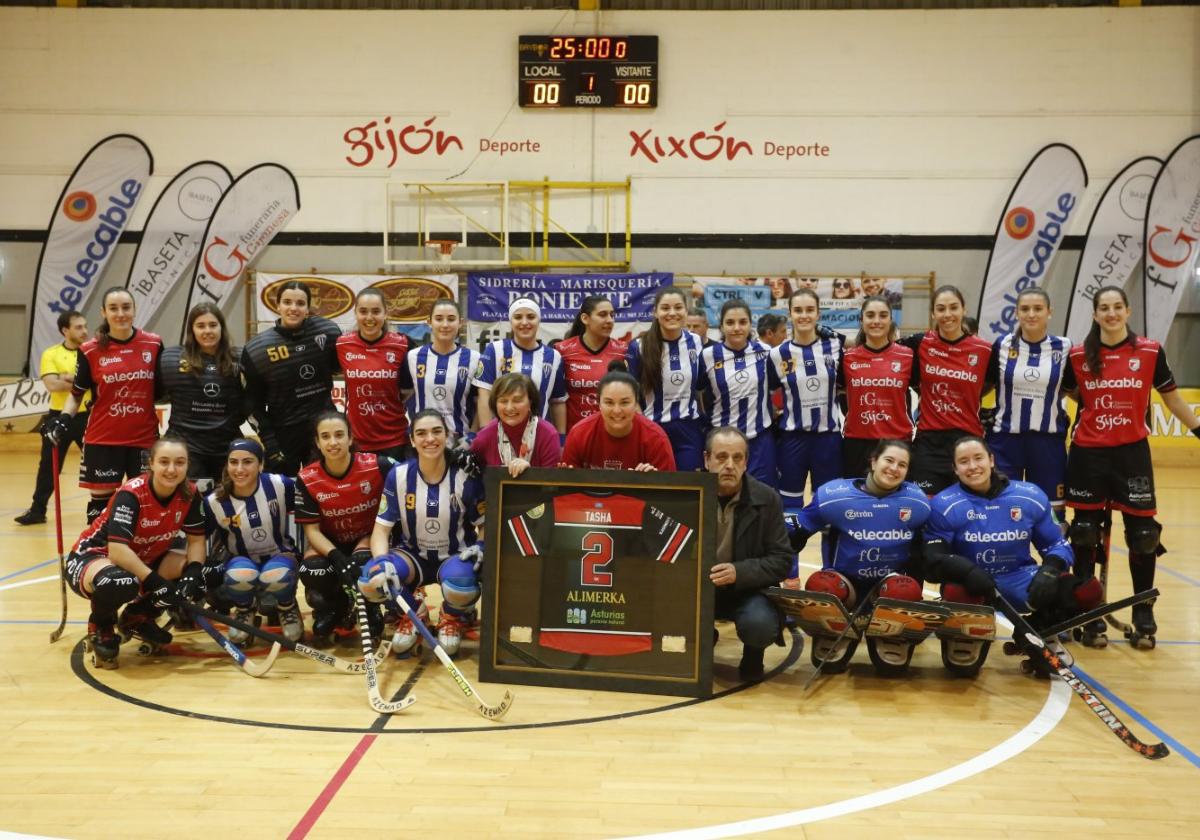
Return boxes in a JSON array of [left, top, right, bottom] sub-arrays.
[[479, 467, 717, 698]]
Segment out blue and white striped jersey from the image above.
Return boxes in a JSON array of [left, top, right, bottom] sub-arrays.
[[769, 337, 843, 433], [698, 340, 774, 438], [473, 339, 567, 420], [625, 331, 704, 423], [204, 473, 296, 561], [989, 333, 1071, 435], [376, 459, 485, 569], [402, 344, 478, 437]]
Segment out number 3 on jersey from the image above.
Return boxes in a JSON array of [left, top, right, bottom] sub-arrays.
[[581, 531, 613, 587]]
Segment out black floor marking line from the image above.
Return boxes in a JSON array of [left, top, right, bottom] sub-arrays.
[[71, 629, 804, 735]]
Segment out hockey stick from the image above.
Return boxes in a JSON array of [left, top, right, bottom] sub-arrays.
[[192, 613, 282, 677], [48, 445, 68, 643], [1099, 542, 1134, 635], [387, 582, 513, 721], [801, 580, 882, 693], [995, 593, 1168, 760], [352, 588, 416, 714], [185, 602, 390, 674], [1033, 588, 1158, 642]]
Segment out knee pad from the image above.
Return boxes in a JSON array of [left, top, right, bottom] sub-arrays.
[[359, 557, 400, 604], [298, 554, 339, 596], [386, 549, 420, 585], [88, 565, 140, 617], [878, 574, 922, 602], [259, 555, 298, 603], [1071, 576, 1104, 612], [941, 582, 987, 605], [804, 569, 856, 609], [438, 555, 481, 611], [305, 587, 347, 617], [1068, 513, 1104, 549], [222, 556, 260, 606], [1124, 518, 1162, 555]]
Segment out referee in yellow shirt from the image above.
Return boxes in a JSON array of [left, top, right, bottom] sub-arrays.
[[15, 310, 91, 526]]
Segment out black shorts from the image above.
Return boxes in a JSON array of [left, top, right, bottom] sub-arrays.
[[909, 429, 969, 496], [842, 437, 881, 480], [186, 451, 227, 486], [277, 424, 317, 477], [64, 550, 104, 598], [1066, 439, 1156, 516], [79, 443, 149, 492]]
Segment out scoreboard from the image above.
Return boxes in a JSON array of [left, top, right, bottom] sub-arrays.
[[518, 36, 658, 109]]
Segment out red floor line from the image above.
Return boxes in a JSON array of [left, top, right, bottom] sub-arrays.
[[287, 732, 378, 839]]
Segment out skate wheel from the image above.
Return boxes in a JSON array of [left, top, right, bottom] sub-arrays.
[[1002, 641, 1020, 657]]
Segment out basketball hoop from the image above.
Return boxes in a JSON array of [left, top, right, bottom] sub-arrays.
[[425, 239, 459, 264]]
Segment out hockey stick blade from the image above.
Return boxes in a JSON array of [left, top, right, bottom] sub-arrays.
[[187, 603, 390, 674], [997, 595, 1168, 760], [388, 583, 513, 720], [193, 614, 281, 677], [49, 445, 68, 644], [353, 589, 415, 714], [1035, 589, 1158, 641]]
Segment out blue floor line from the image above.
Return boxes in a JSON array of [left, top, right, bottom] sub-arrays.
[[1157, 564, 1200, 588], [1072, 664, 1200, 770], [0, 557, 57, 583]]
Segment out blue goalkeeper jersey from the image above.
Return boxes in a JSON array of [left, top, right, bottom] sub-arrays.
[[925, 478, 1073, 575]]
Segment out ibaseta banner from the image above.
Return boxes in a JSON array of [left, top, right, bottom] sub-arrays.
[[125, 161, 232, 329], [26, 134, 153, 371], [977, 143, 1087, 344], [181, 163, 300, 338], [1064, 156, 1161, 344], [1143, 134, 1200, 345]]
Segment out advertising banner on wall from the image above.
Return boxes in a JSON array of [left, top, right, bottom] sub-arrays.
[[1142, 134, 1200, 345], [1064, 156, 1161, 344], [181, 163, 300, 339], [977, 143, 1088, 344], [688, 275, 903, 338], [465, 272, 672, 348], [254, 272, 457, 340], [125, 161, 233, 330], [26, 134, 154, 372]]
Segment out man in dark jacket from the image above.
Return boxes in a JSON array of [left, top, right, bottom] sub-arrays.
[[705, 426, 792, 680]]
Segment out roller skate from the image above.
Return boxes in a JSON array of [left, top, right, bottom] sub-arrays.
[[277, 602, 304, 643], [84, 621, 121, 670], [118, 605, 173, 657], [391, 588, 429, 658], [225, 605, 256, 647], [1072, 618, 1108, 649], [436, 609, 470, 657], [1125, 601, 1157, 650]]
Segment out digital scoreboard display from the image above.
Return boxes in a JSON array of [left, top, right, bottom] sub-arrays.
[[518, 36, 658, 109]]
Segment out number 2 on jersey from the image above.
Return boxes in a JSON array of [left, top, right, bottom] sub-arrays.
[[581, 531, 614, 587]]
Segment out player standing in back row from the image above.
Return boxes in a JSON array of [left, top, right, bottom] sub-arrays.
[[336, 288, 410, 460], [556, 295, 629, 428]]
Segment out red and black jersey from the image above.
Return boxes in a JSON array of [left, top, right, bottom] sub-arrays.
[[295, 452, 394, 546], [505, 492, 694, 656], [556, 335, 629, 428], [73, 474, 203, 565], [336, 331, 410, 451], [73, 330, 163, 448], [1063, 335, 1174, 448], [840, 341, 915, 440], [904, 331, 992, 435]]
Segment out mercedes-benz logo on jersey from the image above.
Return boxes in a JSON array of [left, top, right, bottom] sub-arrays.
[[433, 386, 447, 400], [203, 382, 221, 397], [734, 370, 749, 384], [670, 372, 685, 386], [1023, 368, 1041, 382], [252, 528, 267, 543], [424, 520, 441, 534], [805, 377, 820, 392], [299, 364, 316, 380]]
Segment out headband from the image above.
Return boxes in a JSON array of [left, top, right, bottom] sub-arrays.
[[227, 438, 265, 461], [508, 298, 540, 319]]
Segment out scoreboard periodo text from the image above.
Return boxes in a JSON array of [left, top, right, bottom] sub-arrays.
[[518, 36, 658, 109]]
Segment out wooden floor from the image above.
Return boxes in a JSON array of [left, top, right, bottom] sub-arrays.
[[0, 446, 1197, 840]]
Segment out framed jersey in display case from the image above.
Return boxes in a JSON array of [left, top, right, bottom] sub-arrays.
[[479, 467, 717, 698]]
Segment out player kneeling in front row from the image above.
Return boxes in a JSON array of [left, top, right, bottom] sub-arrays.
[[65, 436, 207, 668], [787, 439, 931, 676], [368, 409, 486, 657], [923, 436, 1102, 675], [203, 438, 303, 645]]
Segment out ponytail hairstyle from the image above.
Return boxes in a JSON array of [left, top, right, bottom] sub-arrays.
[[638, 286, 689, 399], [787, 287, 821, 311], [148, 434, 194, 502], [182, 302, 237, 378], [1012, 286, 1052, 340], [1084, 285, 1130, 378], [951, 433, 1006, 486], [854, 295, 897, 348], [564, 295, 612, 340], [311, 409, 354, 457], [410, 407, 454, 462], [718, 297, 752, 341], [278, 280, 312, 306], [96, 287, 135, 349]]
